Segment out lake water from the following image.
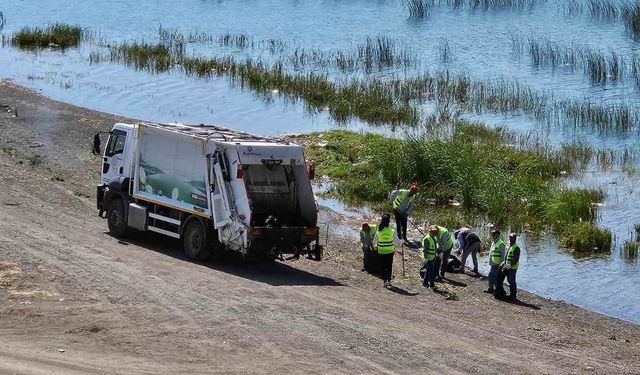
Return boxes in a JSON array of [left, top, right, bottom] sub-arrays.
[[0, 0, 638, 323]]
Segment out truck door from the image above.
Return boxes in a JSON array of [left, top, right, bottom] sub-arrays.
[[211, 151, 232, 229], [101, 129, 129, 185]]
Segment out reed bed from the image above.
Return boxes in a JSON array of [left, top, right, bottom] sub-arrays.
[[435, 0, 543, 10], [288, 36, 416, 73], [561, 222, 612, 254], [513, 35, 634, 85], [84, 28, 640, 132], [563, 0, 640, 40], [403, 0, 430, 18], [298, 123, 604, 235], [5, 24, 83, 50]]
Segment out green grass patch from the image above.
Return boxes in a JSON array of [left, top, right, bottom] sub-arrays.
[[560, 222, 612, 254], [50, 172, 65, 182], [296, 122, 604, 234], [9, 24, 83, 50]]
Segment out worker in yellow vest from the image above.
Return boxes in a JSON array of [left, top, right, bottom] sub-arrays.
[[359, 223, 377, 272], [502, 233, 521, 300], [373, 213, 403, 287], [389, 185, 418, 242], [419, 225, 439, 288], [485, 229, 506, 294], [433, 225, 454, 279]]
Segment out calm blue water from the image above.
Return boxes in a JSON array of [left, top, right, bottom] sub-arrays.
[[0, 0, 639, 323]]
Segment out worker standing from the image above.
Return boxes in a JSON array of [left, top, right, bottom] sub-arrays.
[[503, 233, 521, 300], [433, 225, 454, 279], [389, 185, 418, 242], [485, 230, 506, 294], [420, 225, 439, 288], [454, 227, 481, 274], [359, 223, 377, 272], [373, 214, 403, 287]]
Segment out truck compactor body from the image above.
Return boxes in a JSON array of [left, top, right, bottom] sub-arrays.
[[96, 122, 322, 261]]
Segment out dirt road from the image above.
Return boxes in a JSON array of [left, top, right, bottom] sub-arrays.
[[1, 79, 639, 374]]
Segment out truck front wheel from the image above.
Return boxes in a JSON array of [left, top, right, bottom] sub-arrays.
[[183, 220, 211, 261], [107, 198, 127, 237]]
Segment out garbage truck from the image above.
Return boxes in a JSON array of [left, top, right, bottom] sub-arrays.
[[95, 122, 322, 261]]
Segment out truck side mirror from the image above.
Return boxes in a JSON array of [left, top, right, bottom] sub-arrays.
[[93, 133, 101, 155], [307, 163, 316, 180]]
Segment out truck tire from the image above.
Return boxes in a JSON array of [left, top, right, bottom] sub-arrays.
[[183, 220, 211, 261], [107, 198, 127, 237]]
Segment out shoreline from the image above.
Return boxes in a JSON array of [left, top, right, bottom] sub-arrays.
[[1, 78, 639, 374]]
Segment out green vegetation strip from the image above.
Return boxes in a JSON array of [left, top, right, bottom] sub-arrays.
[[3, 24, 83, 50], [294, 123, 611, 253], [84, 29, 640, 133]]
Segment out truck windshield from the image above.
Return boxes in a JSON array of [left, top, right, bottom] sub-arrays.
[[105, 129, 126, 157]]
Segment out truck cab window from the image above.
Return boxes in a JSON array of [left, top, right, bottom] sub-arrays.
[[105, 130, 126, 157]]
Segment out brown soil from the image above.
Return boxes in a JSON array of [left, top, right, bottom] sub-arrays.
[[0, 78, 639, 374]]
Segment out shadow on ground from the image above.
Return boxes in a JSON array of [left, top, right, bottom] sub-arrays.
[[108, 232, 344, 287]]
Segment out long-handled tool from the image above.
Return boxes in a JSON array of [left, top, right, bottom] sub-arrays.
[[407, 218, 425, 236]]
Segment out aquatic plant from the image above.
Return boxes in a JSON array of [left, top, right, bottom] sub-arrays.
[[403, 0, 430, 18], [543, 189, 603, 230], [622, 240, 639, 260], [84, 28, 640, 132], [90, 41, 184, 73], [514, 35, 628, 85], [8, 24, 83, 50], [561, 222, 612, 254], [562, 0, 640, 40], [437, 39, 452, 63]]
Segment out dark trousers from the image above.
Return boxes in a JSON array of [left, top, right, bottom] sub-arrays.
[[362, 246, 371, 270], [488, 264, 500, 291], [507, 269, 518, 298], [393, 210, 408, 240], [495, 266, 508, 300], [379, 252, 394, 282], [436, 249, 452, 277], [420, 259, 436, 287]]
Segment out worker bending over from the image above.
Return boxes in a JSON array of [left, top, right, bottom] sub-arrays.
[[389, 185, 418, 242], [420, 225, 439, 288], [454, 227, 481, 274], [503, 233, 521, 300], [485, 230, 505, 294], [433, 225, 454, 279], [373, 214, 403, 287], [359, 223, 377, 272]]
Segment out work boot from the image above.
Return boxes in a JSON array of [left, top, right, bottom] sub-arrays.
[[483, 289, 495, 294]]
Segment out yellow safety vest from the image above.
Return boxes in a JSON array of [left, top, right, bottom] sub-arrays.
[[376, 227, 395, 255], [420, 235, 437, 261], [506, 244, 520, 270]]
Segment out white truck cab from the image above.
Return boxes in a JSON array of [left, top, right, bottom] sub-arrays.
[[100, 123, 135, 185], [96, 122, 321, 262]]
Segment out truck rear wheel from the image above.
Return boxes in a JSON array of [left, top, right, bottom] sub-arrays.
[[183, 220, 211, 261], [107, 198, 127, 237]]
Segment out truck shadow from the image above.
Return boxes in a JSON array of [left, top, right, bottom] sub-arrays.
[[110, 232, 344, 287]]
